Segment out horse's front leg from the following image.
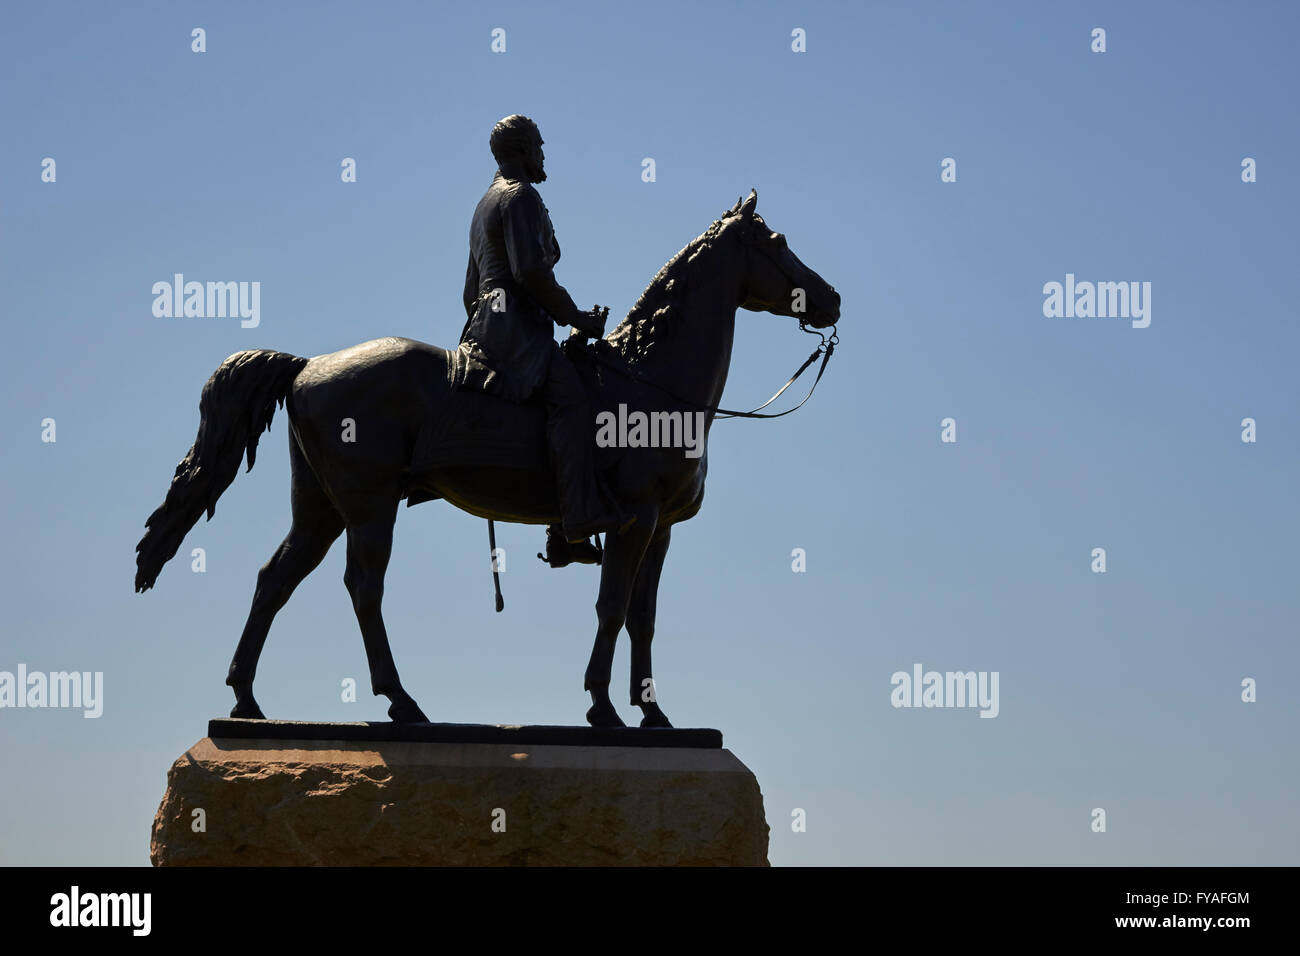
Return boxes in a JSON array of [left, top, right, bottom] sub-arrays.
[[584, 507, 658, 727], [626, 527, 672, 727]]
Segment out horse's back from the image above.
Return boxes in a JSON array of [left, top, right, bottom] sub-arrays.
[[295, 336, 447, 392], [287, 337, 550, 511]]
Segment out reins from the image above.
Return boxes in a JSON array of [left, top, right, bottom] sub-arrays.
[[585, 319, 838, 420]]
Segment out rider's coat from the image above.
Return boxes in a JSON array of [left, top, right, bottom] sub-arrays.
[[450, 171, 581, 401]]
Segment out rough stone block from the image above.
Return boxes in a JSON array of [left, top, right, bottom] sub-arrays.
[[151, 734, 769, 866]]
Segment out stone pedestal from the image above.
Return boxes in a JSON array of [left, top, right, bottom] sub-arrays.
[[151, 722, 769, 866]]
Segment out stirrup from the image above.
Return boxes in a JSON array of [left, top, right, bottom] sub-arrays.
[[538, 533, 603, 568]]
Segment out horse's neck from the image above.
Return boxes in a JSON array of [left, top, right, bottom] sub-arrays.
[[638, 262, 738, 415]]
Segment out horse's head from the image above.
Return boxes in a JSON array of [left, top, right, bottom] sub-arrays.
[[720, 190, 840, 329]]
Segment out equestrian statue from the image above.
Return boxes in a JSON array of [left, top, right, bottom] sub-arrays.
[[134, 115, 840, 729]]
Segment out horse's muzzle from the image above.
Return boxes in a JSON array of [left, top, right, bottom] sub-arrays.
[[805, 289, 841, 328]]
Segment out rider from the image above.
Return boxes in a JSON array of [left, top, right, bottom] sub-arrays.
[[452, 114, 628, 563]]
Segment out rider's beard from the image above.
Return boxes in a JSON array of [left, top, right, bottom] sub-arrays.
[[529, 163, 547, 183]]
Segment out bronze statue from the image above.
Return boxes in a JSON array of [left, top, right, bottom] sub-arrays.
[[135, 185, 839, 728]]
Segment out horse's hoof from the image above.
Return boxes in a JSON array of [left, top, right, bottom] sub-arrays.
[[639, 712, 673, 728], [230, 701, 265, 720], [586, 703, 626, 728], [388, 698, 429, 723]]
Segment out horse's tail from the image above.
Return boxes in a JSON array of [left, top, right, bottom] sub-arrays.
[[134, 349, 308, 592]]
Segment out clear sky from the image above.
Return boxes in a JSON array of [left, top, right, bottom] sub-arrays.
[[1, 1, 1296, 866]]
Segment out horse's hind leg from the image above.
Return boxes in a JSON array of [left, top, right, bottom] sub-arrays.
[[226, 443, 344, 718], [342, 503, 429, 723]]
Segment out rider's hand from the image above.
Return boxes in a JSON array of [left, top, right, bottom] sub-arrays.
[[573, 305, 608, 338]]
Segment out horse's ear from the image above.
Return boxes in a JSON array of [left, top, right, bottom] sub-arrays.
[[725, 195, 743, 218], [739, 189, 757, 220]]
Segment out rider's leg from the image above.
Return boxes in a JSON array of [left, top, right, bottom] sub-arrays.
[[542, 353, 630, 542]]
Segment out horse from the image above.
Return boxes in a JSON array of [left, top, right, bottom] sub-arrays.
[[134, 189, 840, 728]]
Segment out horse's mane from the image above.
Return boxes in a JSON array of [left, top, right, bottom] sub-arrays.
[[606, 217, 727, 365]]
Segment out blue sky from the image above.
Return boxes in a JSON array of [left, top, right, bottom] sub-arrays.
[[1, 0, 1297, 865]]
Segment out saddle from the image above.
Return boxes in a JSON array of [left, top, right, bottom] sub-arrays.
[[404, 336, 625, 507]]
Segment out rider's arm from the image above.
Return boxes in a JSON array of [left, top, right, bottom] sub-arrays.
[[501, 188, 581, 328], [463, 251, 479, 319]]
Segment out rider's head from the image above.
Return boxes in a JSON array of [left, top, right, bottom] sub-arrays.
[[490, 115, 546, 183]]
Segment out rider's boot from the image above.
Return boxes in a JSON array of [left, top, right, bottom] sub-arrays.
[[547, 405, 633, 544], [544, 349, 635, 542], [541, 524, 603, 568]]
